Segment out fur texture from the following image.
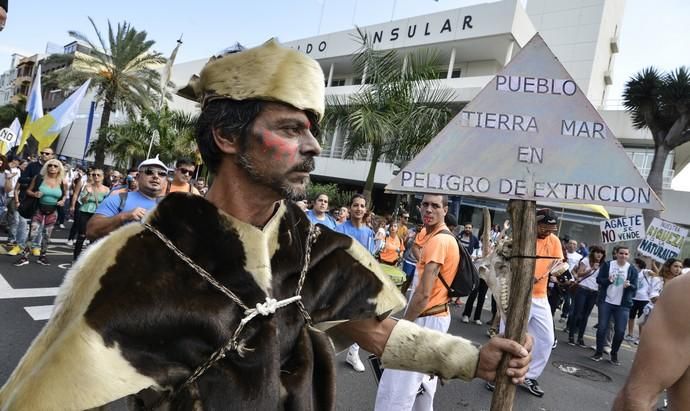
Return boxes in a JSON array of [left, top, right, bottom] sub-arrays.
[[178, 39, 325, 119], [0, 194, 405, 410], [0, 222, 159, 410], [380, 319, 479, 381]]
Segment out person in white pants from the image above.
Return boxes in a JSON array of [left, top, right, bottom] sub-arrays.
[[499, 297, 553, 383], [491, 208, 563, 398], [375, 315, 451, 410], [375, 194, 460, 411]]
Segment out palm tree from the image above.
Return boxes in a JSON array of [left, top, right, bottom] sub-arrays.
[[60, 17, 165, 167], [101, 107, 198, 168], [323, 29, 456, 202], [623, 66, 690, 222]]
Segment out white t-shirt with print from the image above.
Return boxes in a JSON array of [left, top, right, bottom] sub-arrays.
[[4, 167, 20, 198], [578, 258, 600, 290], [634, 269, 660, 301], [566, 251, 583, 272], [605, 261, 630, 306]]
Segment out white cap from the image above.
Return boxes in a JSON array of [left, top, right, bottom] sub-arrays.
[[138, 155, 168, 171]]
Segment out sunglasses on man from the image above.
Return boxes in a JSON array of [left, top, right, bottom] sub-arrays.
[[141, 167, 167, 177], [177, 168, 194, 176], [40, 151, 52, 156]]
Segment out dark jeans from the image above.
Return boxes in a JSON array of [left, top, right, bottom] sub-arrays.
[[595, 301, 629, 355], [463, 279, 492, 321], [561, 292, 572, 318], [547, 285, 561, 315], [68, 208, 81, 241], [57, 201, 66, 225], [569, 287, 598, 341], [73, 211, 94, 260]]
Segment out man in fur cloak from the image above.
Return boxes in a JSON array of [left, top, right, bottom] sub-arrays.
[[0, 39, 532, 411]]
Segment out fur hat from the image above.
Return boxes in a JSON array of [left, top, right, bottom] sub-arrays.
[[177, 38, 325, 119]]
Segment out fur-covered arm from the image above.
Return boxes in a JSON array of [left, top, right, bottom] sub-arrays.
[[380, 319, 480, 381]]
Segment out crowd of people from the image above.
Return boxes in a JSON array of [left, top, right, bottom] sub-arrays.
[[300, 191, 689, 407], [0, 148, 208, 266], [1, 38, 686, 411]]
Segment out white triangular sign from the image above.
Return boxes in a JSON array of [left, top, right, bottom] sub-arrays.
[[386, 34, 663, 211]]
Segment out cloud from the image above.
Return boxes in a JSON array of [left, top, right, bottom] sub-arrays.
[[0, 44, 32, 56]]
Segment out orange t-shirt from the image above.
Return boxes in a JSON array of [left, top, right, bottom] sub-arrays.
[[379, 235, 405, 264], [168, 181, 200, 195], [533, 233, 564, 298], [416, 224, 460, 315]]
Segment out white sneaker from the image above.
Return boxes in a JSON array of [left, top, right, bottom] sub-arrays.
[[59, 224, 66, 229], [474, 319, 483, 325], [461, 315, 470, 323], [346, 351, 365, 372], [624, 334, 634, 342], [603, 346, 612, 354], [67, 239, 73, 246]]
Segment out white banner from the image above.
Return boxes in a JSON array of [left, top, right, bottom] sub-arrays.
[[637, 218, 688, 264], [599, 215, 645, 244]]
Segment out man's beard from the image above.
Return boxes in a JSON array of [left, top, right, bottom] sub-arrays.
[[237, 152, 315, 201]]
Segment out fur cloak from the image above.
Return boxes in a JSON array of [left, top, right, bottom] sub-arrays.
[[0, 193, 406, 410]]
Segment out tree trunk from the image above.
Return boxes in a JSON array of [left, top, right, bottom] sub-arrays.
[[94, 98, 114, 168], [643, 144, 669, 226], [363, 145, 382, 204], [490, 199, 536, 411]]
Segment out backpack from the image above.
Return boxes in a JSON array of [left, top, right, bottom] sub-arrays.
[[116, 190, 162, 213], [434, 229, 480, 298]]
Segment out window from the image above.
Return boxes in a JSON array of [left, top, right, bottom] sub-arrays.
[[330, 79, 346, 87], [436, 69, 461, 79], [353, 77, 361, 85]]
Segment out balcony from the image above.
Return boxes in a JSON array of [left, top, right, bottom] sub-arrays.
[[14, 75, 31, 87], [325, 75, 494, 103]]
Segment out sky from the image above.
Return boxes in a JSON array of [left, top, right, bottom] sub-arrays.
[[1, 0, 689, 185]]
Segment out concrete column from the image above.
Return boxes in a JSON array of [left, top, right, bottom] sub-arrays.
[[503, 40, 515, 67], [447, 48, 456, 79], [327, 63, 334, 87], [330, 123, 339, 157], [402, 55, 408, 76], [362, 63, 368, 85]]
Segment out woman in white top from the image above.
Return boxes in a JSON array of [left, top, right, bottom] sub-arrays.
[[568, 244, 606, 346], [627, 258, 662, 343]]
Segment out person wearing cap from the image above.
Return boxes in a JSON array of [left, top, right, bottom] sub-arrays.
[[0, 40, 531, 410], [488, 208, 564, 398], [84, 156, 167, 240]]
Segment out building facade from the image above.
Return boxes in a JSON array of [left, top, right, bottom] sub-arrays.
[[163, 0, 689, 250], [0, 53, 25, 106]]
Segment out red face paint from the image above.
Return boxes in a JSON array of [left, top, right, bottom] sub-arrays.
[[260, 129, 298, 162]]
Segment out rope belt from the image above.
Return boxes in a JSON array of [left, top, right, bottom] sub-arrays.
[[143, 222, 320, 399]]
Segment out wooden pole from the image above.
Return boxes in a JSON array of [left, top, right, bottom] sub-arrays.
[[490, 199, 537, 411], [57, 122, 74, 155]]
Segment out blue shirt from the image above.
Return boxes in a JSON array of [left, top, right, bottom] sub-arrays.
[[335, 220, 376, 254], [95, 190, 158, 217], [305, 209, 337, 230]]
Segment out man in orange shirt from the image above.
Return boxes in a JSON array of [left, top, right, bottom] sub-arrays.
[[375, 194, 461, 410], [490, 208, 564, 398], [166, 158, 201, 195]]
